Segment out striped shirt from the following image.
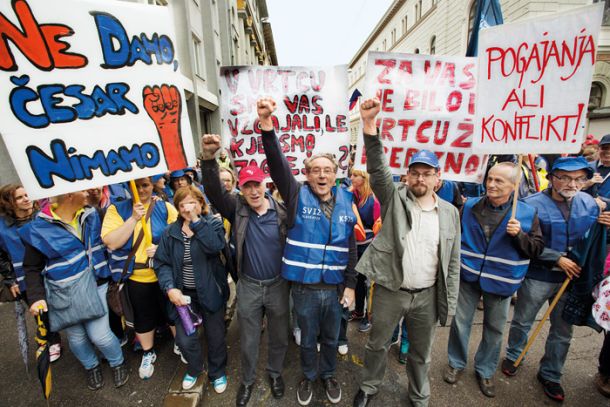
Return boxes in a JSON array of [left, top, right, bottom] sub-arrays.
[[182, 231, 196, 289]]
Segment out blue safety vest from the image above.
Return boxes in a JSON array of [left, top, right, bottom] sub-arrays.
[[524, 190, 599, 282], [591, 161, 610, 198], [18, 207, 110, 282], [282, 186, 356, 284], [0, 216, 31, 291], [107, 199, 169, 279], [460, 198, 535, 296], [437, 180, 458, 204]]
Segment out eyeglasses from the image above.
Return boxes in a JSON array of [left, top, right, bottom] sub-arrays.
[[309, 168, 335, 176], [408, 171, 438, 180], [552, 175, 588, 184]]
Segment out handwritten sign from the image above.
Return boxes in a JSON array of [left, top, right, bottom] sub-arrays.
[[0, 0, 195, 199], [219, 65, 350, 179], [473, 4, 604, 154], [355, 51, 487, 183]]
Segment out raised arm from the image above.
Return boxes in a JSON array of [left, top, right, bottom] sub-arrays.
[[360, 98, 396, 206], [200, 134, 238, 223], [258, 98, 300, 216]]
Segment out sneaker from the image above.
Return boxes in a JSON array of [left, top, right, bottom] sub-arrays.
[[323, 377, 341, 404], [182, 373, 198, 390], [86, 364, 104, 391], [501, 358, 518, 377], [293, 328, 301, 346], [49, 343, 61, 363], [297, 379, 313, 406], [112, 363, 129, 388], [443, 366, 462, 384], [398, 341, 409, 364], [138, 351, 156, 379], [338, 344, 348, 355], [212, 376, 228, 394], [537, 372, 565, 402], [594, 372, 610, 398], [358, 320, 372, 333], [348, 310, 364, 321], [174, 343, 187, 364]]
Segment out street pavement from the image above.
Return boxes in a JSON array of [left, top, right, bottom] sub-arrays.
[[0, 300, 607, 407]]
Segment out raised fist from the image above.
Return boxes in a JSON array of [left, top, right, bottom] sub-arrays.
[[200, 134, 221, 161], [257, 97, 276, 131], [143, 84, 187, 170], [360, 98, 381, 136]]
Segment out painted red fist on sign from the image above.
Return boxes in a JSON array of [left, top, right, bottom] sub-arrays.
[[143, 84, 187, 171]]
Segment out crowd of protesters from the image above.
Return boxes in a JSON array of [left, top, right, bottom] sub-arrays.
[[1, 96, 610, 407]]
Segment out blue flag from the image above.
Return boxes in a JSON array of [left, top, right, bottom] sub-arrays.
[[466, 0, 504, 57]]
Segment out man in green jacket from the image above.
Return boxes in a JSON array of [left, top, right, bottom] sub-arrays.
[[353, 98, 461, 407]]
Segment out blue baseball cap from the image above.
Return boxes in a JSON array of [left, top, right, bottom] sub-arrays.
[[151, 174, 165, 183], [550, 157, 593, 179], [409, 150, 440, 169], [170, 169, 186, 178]]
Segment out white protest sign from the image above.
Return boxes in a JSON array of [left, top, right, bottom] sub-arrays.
[[355, 51, 488, 183], [473, 4, 604, 154], [219, 65, 350, 180], [0, 0, 195, 199]]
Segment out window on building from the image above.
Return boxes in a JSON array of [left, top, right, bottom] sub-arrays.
[[589, 82, 606, 111], [192, 35, 204, 78], [402, 16, 408, 34], [593, 0, 610, 25], [432, 0, 436, 5], [430, 35, 436, 55], [417, 0, 422, 20], [391, 28, 397, 45], [468, 0, 477, 41], [414, 48, 420, 54], [382, 39, 387, 51]]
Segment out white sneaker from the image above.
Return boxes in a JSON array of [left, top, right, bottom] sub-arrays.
[[182, 373, 198, 390], [49, 343, 61, 362], [174, 343, 187, 364], [212, 376, 228, 393], [293, 328, 301, 346], [338, 344, 348, 355], [138, 351, 157, 379]]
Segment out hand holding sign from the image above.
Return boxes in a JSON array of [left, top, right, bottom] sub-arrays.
[[256, 97, 277, 131], [200, 134, 221, 160], [143, 84, 187, 171], [360, 98, 381, 136]]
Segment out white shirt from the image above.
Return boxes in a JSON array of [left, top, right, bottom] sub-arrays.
[[401, 196, 440, 290]]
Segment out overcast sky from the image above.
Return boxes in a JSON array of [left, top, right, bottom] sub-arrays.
[[266, 0, 394, 66]]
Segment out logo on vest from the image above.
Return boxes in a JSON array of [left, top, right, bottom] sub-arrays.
[[301, 206, 322, 220], [339, 215, 354, 223]]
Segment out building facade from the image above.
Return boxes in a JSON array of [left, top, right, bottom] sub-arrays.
[[348, 0, 610, 143]]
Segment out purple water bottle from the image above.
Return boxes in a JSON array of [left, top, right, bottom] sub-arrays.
[[177, 304, 196, 336]]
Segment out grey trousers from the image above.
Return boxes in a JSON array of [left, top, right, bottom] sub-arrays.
[[360, 284, 438, 407], [237, 275, 290, 385]]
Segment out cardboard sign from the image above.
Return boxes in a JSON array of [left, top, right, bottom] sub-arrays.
[[0, 0, 195, 199], [355, 51, 488, 183], [219, 65, 350, 180], [473, 4, 604, 154]]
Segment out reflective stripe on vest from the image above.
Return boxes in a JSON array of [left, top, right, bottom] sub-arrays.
[[460, 197, 536, 296], [281, 186, 355, 284]]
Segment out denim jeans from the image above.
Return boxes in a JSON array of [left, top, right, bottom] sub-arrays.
[[292, 284, 342, 381], [447, 280, 511, 379], [505, 278, 572, 382], [64, 283, 124, 370], [392, 319, 408, 345]]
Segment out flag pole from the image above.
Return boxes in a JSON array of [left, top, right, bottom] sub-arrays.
[[528, 154, 541, 192], [129, 180, 152, 246], [511, 155, 524, 219]]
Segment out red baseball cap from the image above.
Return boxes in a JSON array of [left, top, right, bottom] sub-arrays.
[[238, 165, 266, 187]]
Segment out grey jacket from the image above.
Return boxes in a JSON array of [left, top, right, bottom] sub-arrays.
[[356, 134, 461, 326]]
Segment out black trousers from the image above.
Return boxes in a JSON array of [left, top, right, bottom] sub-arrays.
[[600, 331, 610, 377]]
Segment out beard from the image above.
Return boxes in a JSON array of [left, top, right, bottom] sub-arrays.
[[557, 189, 578, 200], [411, 184, 428, 197]]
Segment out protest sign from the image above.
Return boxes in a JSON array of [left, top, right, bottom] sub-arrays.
[[219, 65, 350, 180], [0, 0, 195, 199], [355, 51, 487, 183], [473, 4, 604, 154]]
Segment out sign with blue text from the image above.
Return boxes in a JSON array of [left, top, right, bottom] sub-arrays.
[[0, 0, 195, 199]]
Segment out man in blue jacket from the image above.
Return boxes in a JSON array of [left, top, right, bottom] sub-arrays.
[[257, 97, 357, 406], [502, 157, 607, 402], [443, 162, 544, 397]]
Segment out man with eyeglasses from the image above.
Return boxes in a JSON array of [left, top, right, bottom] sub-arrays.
[[443, 162, 545, 398], [502, 157, 604, 402], [256, 97, 357, 406], [353, 98, 461, 407]]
